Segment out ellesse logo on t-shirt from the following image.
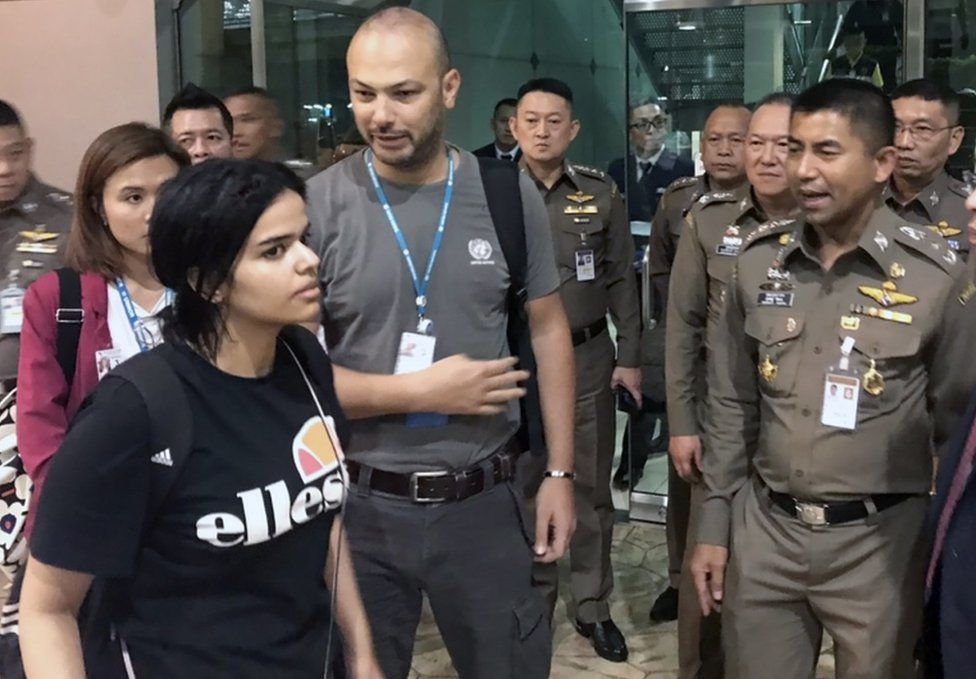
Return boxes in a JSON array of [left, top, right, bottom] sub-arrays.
[[195, 416, 346, 548]]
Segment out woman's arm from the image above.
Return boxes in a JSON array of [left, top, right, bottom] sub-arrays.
[[325, 518, 383, 678], [19, 556, 93, 679]]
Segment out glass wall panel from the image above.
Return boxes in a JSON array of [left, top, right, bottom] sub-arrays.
[[173, 0, 254, 100]]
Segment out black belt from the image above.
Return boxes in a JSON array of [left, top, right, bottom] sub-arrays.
[[346, 448, 518, 504], [767, 487, 914, 526], [571, 318, 607, 347]]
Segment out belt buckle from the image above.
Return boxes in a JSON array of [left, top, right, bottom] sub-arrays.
[[409, 470, 450, 504], [795, 501, 828, 527]]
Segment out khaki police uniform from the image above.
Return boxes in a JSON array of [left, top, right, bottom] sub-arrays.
[[701, 205, 976, 679], [883, 171, 970, 259], [519, 160, 640, 624], [648, 175, 750, 598], [0, 176, 71, 383], [666, 186, 771, 679]]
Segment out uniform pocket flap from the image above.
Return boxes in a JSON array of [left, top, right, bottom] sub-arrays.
[[744, 313, 805, 345], [846, 325, 921, 359]]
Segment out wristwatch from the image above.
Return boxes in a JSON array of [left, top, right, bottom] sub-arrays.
[[544, 469, 577, 480]]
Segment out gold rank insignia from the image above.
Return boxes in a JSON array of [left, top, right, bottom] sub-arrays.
[[840, 315, 860, 331], [858, 281, 917, 307], [888, 262, 905, 279], [778, 233, 792, 245], [863, 359, 885, 396], [16, 243, 57, 255], [566, 191, 594, 204], [758, 356, 778, 384], [959, 282, 976, 306], [19, 230, 58, 243], [928, 221, 961, 238]]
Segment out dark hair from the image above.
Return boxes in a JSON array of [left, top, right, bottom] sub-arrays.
[[150, 159, 306, 358], [517, 78, 574, 106], [629, 99, 667, 117], [163, 83, 234, 136], [224, 86, 280, 113], [493, 98, 518, 117], [891, 78, 962, 125], [753, 92, 796, 110], [65, 123, 190, 277], [0, 100, 23, 130], [792, 79, 895, 153], [841, 22, 866, 37]]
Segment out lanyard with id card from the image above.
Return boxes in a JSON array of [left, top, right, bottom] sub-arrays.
[[366, 148, 454, 428], [821, 336, 860, 430]]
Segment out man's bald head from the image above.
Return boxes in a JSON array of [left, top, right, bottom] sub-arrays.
[[354, 7, 450, 76]]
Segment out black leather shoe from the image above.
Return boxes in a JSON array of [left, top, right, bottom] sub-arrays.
[[573, 618, 629, 663], [649, 586, 679, 623]]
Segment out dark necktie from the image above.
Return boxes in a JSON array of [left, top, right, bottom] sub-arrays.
[[926, 413, 976, 592], [639, 161, 652, 178], [500, 153, 513, 161]]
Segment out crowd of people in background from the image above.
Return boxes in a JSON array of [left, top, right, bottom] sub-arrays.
[[1, 4, 976, 679]]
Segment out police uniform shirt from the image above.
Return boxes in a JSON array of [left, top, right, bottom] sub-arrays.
[[524, 160, 641, 367], [0, 175, 72, 380], [883, 171, 971, 257], [665, 186, 769, 437], [699, 205, 976, 547]]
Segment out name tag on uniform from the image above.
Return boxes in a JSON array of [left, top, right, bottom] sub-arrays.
[[757, 291, 794, 307], [821, 372, 860, 430], [395, 332, 447, 428], [0, 286, 25, 335], [715, 244, 740, 257], [576, 250, 595, 281]]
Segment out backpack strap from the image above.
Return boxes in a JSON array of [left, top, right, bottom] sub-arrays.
[[111, 349, 193, 514], [55, 268, 84, 385], [477, 157, 527, 298], [476, 157, 546, 456]]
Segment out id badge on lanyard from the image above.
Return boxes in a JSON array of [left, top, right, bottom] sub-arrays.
[[821, 336, 860, 430], [0, 283, 25, 335], [366, 149, 454, 428]]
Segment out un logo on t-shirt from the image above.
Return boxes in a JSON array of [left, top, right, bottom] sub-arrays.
[[468, 238, 494, 265]]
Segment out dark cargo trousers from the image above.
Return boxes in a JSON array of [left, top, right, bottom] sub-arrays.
[[344, 479, 551, 679]]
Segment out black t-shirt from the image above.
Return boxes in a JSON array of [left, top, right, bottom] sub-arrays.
[[31, 327, 348, 678]]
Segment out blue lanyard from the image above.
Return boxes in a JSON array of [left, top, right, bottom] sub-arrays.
[[114, 278, 173, 353], [364, 148, 454, 333]]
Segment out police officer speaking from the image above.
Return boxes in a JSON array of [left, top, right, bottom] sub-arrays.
[[512, 77, 641, 664], [691, 79, 976, 679]]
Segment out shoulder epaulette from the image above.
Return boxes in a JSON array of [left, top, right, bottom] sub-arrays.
[[893, 224, 959, 273], [571, 164, 609, 182], [696, 190, 737, 208], [742, 218, 798, 250], [947, 177, 970, 200], [665, 175, 699, 194]]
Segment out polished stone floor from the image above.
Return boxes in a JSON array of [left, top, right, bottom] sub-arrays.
[[408, 520, 837, 678]]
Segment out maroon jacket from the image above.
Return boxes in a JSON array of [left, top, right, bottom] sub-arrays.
[[17, 271, 111, 540]]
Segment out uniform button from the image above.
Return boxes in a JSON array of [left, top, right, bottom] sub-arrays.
[[795, 470, 805, 478], [823, 285, 832, 295], [813, 346, 822, 354], [801, 408, 812, 417]]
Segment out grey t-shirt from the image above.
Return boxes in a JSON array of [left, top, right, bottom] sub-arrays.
[[306, 147, 558, 472]]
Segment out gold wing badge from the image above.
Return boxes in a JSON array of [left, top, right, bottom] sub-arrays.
[[858, 281, 917, 308], [928, 221, 962, 238], [564, 191, 598, 215]]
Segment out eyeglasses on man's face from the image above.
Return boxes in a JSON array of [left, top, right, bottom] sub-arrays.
[[629, 117, 668, 132], [894, 123, 958, 142]]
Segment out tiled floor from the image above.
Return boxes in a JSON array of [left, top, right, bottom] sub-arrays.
[[408, 519, 838, 678]]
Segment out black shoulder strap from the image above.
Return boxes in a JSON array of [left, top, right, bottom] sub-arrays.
[[112, 349, 193, 515], [477, 157, 526, 294], [55, 268, 84, 385]]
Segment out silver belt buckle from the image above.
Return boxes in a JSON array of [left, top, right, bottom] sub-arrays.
[[795, 501, 828, 526], [409, 470, 451, 504]]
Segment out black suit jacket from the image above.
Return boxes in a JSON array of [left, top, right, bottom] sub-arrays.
[[473, 143, 521, 161], [607, 151, 695, 221], [925, 387, 976, 678]]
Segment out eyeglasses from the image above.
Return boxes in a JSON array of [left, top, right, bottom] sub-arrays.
[[963, 170, 976, 196], [894, 123, 957, 142], [629, 117, 668, 132]]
